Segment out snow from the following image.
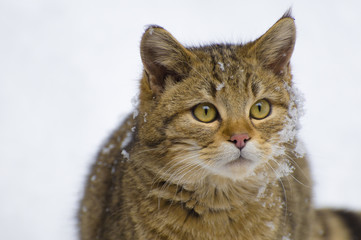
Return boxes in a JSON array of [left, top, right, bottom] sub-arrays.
[[265, 221, 275, 231], [275, 82, 306, 173], [102, 144, 115, 154], [256, 184, 267, 199], [216, 82, 225, 91], [133, 108, 139, 119], [218, 62, 225, 71], [121, 150, 130, 161], [282, 235, 291, 240], [294, 140, 306, 158], [121, 131, 133, 149], [274, 161, 296, 178], [143, 112, 148, 123], [277, 82, 304, 148], [132, 93, 140, 119], [1, 1, 361, 240], [90, 175, 96, 182]]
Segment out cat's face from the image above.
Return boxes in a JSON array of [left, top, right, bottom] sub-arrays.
[[137, 16, 300, 184]]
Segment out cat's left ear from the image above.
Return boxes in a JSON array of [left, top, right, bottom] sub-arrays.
[[249, 11, 296, 75], [140, 26, 195, 95]]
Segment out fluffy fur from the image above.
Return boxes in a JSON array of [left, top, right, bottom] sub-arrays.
[[79, 12, 361, 240]]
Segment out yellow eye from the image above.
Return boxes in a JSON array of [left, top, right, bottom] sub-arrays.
[[250, 99, 271, 120], [192, 103, 218, 123]]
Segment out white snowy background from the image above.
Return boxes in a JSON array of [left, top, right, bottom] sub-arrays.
[[1, 0, 360, 239]]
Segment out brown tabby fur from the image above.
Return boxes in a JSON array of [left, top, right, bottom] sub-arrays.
[[79, 12, 361, 240]]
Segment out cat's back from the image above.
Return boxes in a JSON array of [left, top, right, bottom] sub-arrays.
[[79, 115, 135, 240]]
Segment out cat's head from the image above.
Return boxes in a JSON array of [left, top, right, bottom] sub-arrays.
[[135, 13, 303, 185]]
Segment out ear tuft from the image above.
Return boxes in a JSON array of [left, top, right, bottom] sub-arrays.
[[282, 8, 294, 19], [250, 12, 296, 75], [140, 26, 194, 95]]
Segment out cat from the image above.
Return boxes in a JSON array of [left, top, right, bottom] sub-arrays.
[[79, 11, 361, 240]]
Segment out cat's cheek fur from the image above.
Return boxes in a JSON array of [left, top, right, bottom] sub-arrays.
[[167, 151, 208, 184]]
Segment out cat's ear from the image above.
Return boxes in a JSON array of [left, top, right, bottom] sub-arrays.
[[140, 26, 194, 95], [249, 11, 296, 75]]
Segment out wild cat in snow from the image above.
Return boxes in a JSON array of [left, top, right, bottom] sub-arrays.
[[79, 11, 361, 240]]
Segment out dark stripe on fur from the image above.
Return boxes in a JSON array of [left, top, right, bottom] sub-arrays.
[[334, 210, 361, 240]]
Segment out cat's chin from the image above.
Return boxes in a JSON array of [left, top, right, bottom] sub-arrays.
[[226, 157, 253, 167], [214, 157, 259, 181]]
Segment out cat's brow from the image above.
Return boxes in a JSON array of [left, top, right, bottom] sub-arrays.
[[208, 82, 218, 98], [251, 81, 260, 97]]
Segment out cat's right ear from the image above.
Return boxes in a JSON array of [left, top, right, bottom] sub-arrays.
[[140, 26, 194, 95], [248, 12, 296, 76]]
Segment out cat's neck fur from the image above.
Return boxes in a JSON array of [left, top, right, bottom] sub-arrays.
[[125, 166, 280, 239]]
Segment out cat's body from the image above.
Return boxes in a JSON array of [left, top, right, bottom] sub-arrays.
[[79, 12, 361, 240]]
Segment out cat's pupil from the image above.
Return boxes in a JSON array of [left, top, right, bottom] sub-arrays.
[[257, 104, 262, 112], [204, 106, 209, 115]]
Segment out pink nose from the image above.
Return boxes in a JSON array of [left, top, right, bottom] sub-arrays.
[[230, 133, 250, 149]]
